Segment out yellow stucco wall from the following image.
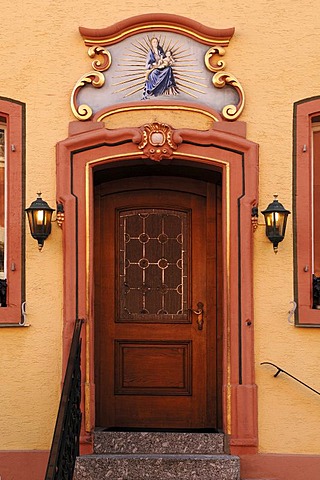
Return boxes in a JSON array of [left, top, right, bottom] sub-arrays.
[[0, 0, 320, 455]]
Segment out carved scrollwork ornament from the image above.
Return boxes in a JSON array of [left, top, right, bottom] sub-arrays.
[[56, 209, 65, 228], [71, 71, 105, 121], [251, 206, 259, 233], [204, 46, 226, 72], [213, 71, 245, 120], [88, 46, 112, 72], [138, 122, 178, 161]]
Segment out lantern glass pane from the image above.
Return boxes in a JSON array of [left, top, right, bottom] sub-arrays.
[[265, 213, 273, 227], [44, 210, 53, 232], [27, 208, 53, 241], [36, 209, 44, 225], [274, 212, 285, 236]]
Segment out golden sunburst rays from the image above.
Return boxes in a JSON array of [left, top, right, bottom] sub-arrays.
[[111, 36, 208, 99]]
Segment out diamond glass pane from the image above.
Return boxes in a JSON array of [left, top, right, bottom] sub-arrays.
[[118, 208, 189, 322]]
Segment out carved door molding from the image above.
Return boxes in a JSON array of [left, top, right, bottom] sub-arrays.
[[56, 119, 259, 455]]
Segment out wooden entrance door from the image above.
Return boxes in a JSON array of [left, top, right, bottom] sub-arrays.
[[94, 176, 221, 429]]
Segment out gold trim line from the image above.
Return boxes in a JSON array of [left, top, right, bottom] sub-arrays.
[[84, 149, 231, 435], [96, 104, 220, 123]]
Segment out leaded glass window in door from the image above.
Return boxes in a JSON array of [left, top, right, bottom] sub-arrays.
[[117, 208, 189, 323]]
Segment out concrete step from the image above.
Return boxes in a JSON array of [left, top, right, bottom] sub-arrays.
[[93, 431, 226, 455], [74, 453, 240, 480]]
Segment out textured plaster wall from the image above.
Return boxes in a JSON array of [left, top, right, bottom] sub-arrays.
[[0, 0, 319, 456]]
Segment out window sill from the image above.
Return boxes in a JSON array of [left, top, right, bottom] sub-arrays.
[[0, 322, 30, 327]]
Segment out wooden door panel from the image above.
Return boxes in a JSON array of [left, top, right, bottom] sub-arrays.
[[94, 177, 220, 429], [115, 396, 194, 428], [115, 340, 192, 395]]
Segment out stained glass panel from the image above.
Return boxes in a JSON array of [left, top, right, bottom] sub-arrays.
[[118, 208, 189, 323]]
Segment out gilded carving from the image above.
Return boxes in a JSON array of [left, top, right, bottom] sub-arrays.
[[71, 71, 105, 121], [204, 46, 226, 73], [213, 71, 245, 120], [53, 202, 65, 228], [204, 45, 245, 121], [251, 206, 259, 233], [138, 122, 178, 161], [88, 46, 112, 72], [72, 15, 245, 123]]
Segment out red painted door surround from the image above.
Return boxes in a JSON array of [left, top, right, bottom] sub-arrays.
[[56, 117, 259, 455]]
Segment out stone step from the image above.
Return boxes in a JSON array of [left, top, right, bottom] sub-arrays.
[[94, 431, 226, 455], [74, 453, 240, 480]]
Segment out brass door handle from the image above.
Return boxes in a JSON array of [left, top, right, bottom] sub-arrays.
[[189, 302, 204, 330]]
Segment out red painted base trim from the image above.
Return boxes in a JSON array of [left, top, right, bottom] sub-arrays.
[[1, 448, 318, 480], [240, 453, 320, 480], [0, 451, 49, 480]]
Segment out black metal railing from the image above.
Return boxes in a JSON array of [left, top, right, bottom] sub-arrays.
[[261, 362, 320, 397], [45, 318, 84, 480]]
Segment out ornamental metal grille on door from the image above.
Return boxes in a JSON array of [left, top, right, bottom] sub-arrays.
[[117, 208, 190, 323]]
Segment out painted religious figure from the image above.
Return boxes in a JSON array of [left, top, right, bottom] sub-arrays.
[[142, 38, 179, 99], [74, 27, 243, 120]]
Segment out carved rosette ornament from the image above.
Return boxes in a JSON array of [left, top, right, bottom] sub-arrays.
[[138, 123, 178, 161]]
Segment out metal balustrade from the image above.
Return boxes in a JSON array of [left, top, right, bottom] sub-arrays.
[[45, 318, 83, 480], [261, 362, 320, 397]]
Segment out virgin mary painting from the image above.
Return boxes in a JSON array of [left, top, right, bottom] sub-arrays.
[[142, 38, 179, 99]]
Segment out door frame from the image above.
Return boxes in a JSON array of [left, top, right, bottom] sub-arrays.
[[56, 118, 259, 455]]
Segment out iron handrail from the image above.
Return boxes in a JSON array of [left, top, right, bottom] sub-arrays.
[[44, 318, 84, 480], [261, 362, 320, 397]]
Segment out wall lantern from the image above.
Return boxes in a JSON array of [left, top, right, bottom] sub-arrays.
[[261, 195, 290, 253], [25, 193, 55, 251]]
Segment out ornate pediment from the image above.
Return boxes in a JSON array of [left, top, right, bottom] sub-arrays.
[[71, 14, 244, 123]]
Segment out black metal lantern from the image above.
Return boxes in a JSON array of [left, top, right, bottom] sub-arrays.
[[25, 193, 55, 250], [261, 195, 290, 253]]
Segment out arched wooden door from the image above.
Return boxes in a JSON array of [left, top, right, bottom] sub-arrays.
[[94, 175, 222, 429]]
